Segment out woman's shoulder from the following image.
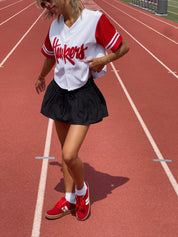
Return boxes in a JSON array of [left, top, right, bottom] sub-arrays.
[[49, 16, 64, 35], [82, 8, 103, 19], [50, 16, 63, 27]]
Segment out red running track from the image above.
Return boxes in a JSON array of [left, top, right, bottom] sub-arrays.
[[0, 0, 178, 236]]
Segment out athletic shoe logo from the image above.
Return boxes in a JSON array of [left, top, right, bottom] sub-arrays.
[[61, 206, 69, 212], [85, 197, 89, 205], [53, 37, 88, 65]]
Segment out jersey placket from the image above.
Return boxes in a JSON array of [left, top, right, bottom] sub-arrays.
[[64, 27, 73, 91]]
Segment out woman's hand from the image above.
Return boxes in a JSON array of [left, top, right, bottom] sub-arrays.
[[35, 57, 56, 94], [84, 56, 108, 73], [85, 39, 129, 73], [35, 76, 46, 94]]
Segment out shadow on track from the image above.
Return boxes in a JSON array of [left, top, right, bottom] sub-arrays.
[[49, 161, 129, 205]]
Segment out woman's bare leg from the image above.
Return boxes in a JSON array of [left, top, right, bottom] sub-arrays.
[[62, 124, 90, 190], [55, 121, 75, 193]]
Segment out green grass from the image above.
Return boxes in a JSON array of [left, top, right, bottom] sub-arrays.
[[118, 0, 178, 23], [166, 0, 178, 23]]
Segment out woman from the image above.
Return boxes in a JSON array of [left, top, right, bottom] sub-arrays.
[[35, 0, 129, 221]]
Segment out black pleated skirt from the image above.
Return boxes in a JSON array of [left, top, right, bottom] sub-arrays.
[[41, 77, 108, 125]]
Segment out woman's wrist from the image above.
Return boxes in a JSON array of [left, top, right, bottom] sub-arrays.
[[38, 74, 45, 80], [106, 55, 111, 64]]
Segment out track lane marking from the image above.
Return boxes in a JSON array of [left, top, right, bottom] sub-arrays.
[[81, 0, 178, 197], [0, 0, 23, 11], [35, 156, 55, 159], [31, 119, 53, 237], [0, 2, 35, 26], [103, 0, 178, 45], [101, 9, 178, 79], [0, 10, 44, 67], [113, 0, 178, 29], [110, 61, 178, 197], [153, 159, 172, 162]]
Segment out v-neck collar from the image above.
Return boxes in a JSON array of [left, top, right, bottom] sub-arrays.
[[62, 9, 85, 31]]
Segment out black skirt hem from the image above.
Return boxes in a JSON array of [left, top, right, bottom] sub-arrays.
[[40, 112, 108, 125], [40, 77, 108, 125]]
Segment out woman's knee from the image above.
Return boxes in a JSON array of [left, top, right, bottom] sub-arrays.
[[62, 149, 78, 166]]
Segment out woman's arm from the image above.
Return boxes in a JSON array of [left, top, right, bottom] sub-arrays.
[[85, 39, 129, 73], [106, 39, 129, 63], [35, 57, 56, 94]]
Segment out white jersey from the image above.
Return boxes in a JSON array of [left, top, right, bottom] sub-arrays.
[[42, 8, 122, 91]]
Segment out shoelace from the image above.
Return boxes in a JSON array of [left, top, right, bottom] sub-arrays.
[[55, 197, 66, 209], [76, 196, 85, 212]]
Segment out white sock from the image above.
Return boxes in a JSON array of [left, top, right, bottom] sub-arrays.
[[65, 192, 76, 204], [75, 182, 87, 196]]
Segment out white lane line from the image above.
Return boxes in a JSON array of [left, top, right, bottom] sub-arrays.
[[103, 0, 178, 45], [31, 119, 53, 237], [0, 2, 35, 26], [80, 0, 99, 9], [83, 1, 178, 196], [111, 61, 178, 197], [102, 9, 178, 79], [113, 0, 178, 29], [0, 10, 44, 67], [0, 0, 23, 11]]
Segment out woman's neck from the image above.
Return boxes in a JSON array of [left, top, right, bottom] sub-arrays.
[[62, 0, 82, 27], [64, 9, 82, 27]]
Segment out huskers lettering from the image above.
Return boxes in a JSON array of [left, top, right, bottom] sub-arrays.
[[53, 37, 88, 65]]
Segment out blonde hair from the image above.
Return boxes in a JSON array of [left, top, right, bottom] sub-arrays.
[[70, 0, 82, 18], [35, 0, 83, 19]]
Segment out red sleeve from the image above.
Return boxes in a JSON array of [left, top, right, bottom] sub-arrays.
[[95, 14, 122, 52], [41, 31, 55, 58]]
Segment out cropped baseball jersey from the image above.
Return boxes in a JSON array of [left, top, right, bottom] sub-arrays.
[[42, 8, 122, 91]]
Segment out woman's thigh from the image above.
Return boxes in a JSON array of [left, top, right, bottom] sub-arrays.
[[54, 121, 70, 147], [63, 124, 90, 158]]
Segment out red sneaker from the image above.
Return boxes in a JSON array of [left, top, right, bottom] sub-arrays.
[[45, 197, 76, 220], [76, 184, 90, 221]]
